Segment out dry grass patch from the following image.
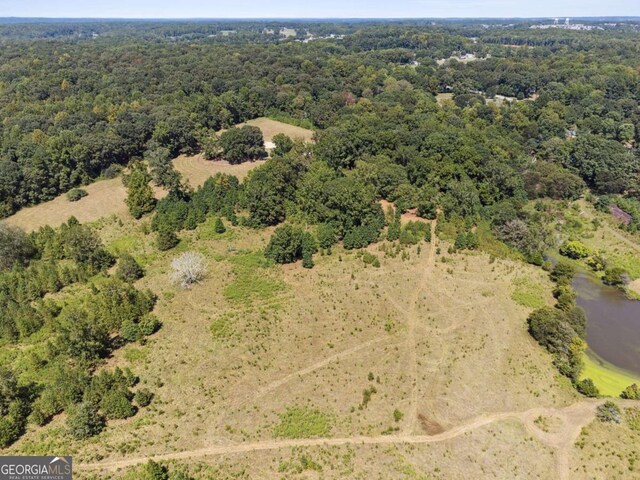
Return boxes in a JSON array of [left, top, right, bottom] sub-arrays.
[[11, 222, 604, 478], [242, 117, 314, 143], [2, 178, 136, 232], [572, 412, 640, 479], [2, 117, 313, 232], [173, 154, 265, 188]]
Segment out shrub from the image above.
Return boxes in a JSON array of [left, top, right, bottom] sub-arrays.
[[214, 217, 226, 234], [121, 319, 142, 343], [0, 400, 29, 448], [586, 253, 607, 272], [116, 254, 144, 282], [596, 401, 622, 423], [565, 306, 587, 338], [302, 251, 314, 269], [316, 223, 337, 250], [602, 267, 630, 286], [62, 222, 115, 271], [626, 408, 640, 431], [135, 388, 154, 407], [343, 224, 380, 250], [528, 308, 576, 355], [139, 314, 161, 336], [66, 402, 105, 440], [156, 228, 179, 251], [393, 409, 404, 422], [560, 240, 590, 259], [265, 224, 317, 265], [361, 252, 380, 267], [527, 307, 585, 379], [454, 233, 467, 250], [621, 384, 640, 400], [67, 188, 88, 202], [387, 218, 401, 241], [576, 378, 599, 398], [101, 390, 136, 420], [140, 460, 169, 480], [550, 262, 576, 285], [170, 252, 207, 288]]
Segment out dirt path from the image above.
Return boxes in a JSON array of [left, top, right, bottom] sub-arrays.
[[404, 219, 437, 434], [79, 400, 609, 473], [252, 336, 391, 401], [76, 219, 622, 476], [603, 222, 640, 254]]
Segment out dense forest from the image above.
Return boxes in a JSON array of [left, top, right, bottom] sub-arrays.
[[1, 18, 640, 447]]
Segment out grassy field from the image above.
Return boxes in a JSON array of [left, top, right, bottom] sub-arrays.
[[242, 117, 314, 143], [2, 177, 142, 232], [2, 118, 313, 232], [567, 200, 640, 281], [435, 93, 453, 106], [12, 211, 617, 479], [4, 194, 638, 478], [581, 352, 640, 397], [173, 155, 265, 189]]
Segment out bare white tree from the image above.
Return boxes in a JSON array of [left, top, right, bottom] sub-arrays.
[[170, 252, 207, 288]]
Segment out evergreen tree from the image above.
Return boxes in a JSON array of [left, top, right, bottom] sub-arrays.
[[156, 228, 179, 251], [116, 254, 144, 282], [424, 225, 432, 243], [214, 217, 226, 234], [302, 251, 314, 269], [66, 402, 105, 440], [125, 163, 156, 219]]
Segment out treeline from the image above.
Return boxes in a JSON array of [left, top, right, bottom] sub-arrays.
[[2, 23, 640, 219], [136, 66, 638, 269], [527, 262, 590, 391], [0, 220, 158, 447]]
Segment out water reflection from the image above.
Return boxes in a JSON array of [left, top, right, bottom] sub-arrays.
[[573, 270, 640, 375]]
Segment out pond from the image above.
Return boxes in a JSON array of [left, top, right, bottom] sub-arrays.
[[573, 270, 640, 376]]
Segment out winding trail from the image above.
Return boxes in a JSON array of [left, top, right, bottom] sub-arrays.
[[253, 336, 391, 400], [76, 217, 633, 477], [404, 219, 438, 434], [79, 400, 616, 473]]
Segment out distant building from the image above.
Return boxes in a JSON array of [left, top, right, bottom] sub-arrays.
[[531, 20, 603, 31]]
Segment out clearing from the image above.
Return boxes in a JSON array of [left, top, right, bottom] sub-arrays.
[[236, 117, 314, 143], [1, 118, 313, 232], [11, 212, 628, 479]]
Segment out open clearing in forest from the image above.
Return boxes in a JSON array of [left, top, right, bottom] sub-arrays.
[[2, 118, 313, 232], [172, 156, 264, 189], [241, 117, 314, 143], [6, 213, 638, 479]]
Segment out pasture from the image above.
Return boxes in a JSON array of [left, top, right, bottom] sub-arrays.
[[3, 211, 637, 479], [2, 118, 313, 232], [9, 213, 598, 479]]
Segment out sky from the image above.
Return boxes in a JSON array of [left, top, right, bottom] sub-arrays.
[[1, 0, 639, 19]]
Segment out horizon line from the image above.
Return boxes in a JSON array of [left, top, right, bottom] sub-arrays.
[[1, 15, 639, 21]]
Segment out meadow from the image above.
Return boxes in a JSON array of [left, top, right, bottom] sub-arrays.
[[2, 118, 313, 233], [4, 207, 636, 479]]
